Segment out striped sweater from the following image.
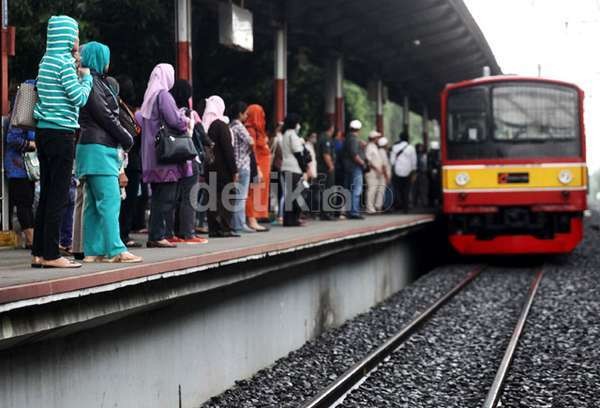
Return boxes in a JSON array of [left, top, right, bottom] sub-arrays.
[[34, 15, 92, 131]]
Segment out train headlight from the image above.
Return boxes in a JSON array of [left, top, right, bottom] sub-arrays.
[[455, 172, 470, 186], [558, 170, 573, 185]]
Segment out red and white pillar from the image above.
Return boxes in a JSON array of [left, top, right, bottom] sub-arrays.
[[334, 57, 344, 132], [176, 0, 192, 82], [375, 80, 384, 136], [274, 24, 287, 124]]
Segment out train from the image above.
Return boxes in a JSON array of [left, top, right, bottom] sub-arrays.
[[441, 76, 587, 255]]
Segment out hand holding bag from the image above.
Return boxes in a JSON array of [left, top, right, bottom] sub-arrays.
[[10, 82, 38, 130], [154, 93, 197, 164]]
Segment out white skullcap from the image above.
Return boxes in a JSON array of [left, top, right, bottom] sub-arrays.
[[349, 120, 362, 130]]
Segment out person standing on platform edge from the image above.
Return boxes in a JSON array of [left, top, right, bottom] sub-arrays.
[[342, 120, 367, 219], [32, 15, 92, 269], [245, 104, 270, 231], [390, 131, 417, 213], [140, 63, 193, 248], [316, 121, 336, 221], [75, 42, 141, 263], [204, 96, 239, 238]]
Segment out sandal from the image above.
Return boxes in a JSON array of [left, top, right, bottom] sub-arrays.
[[102, 251, 143, 263], [31, 256, 42, 268], [42, 257, 82, 269]]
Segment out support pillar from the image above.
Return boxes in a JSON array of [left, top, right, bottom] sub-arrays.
[[176, 0, 192, 82], [324, 60, 335, 126], [375, 80, 384, 136], [422, 105, 429, 148], [1, 0, 10, 116], [403, 95, 410, 137], [334, 57, 344, 132], [274, 25, 287, 124]]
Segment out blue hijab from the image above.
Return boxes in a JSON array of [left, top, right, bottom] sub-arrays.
[[81, 41, 110, 74]]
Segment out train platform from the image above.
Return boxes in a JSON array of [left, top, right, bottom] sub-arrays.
[[0, 212, 434, 308]]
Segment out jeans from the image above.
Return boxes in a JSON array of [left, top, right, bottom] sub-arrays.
[[149, 182, 177, 241], [232, 167, 250, 231], [344, 166, 363, 217], [171, 172, 198, 238], [32, 129, 75, 260]]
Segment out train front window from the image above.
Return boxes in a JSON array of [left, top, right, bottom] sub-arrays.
[[446, 82, 581, 160], [493, 85, 578, 142]]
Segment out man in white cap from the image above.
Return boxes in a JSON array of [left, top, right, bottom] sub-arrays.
[[365, 130, 385, 214], [341, 120, 366, 219]]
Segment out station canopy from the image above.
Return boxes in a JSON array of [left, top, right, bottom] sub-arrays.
[[201, 0, 501, 115]]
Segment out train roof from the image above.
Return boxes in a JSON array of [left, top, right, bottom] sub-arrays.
[[444, 75, 584, 94]]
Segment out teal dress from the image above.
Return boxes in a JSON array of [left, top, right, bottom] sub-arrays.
[[76, 143, 126, 257]]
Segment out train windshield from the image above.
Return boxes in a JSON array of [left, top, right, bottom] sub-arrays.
[[446, 82, 581, 160]]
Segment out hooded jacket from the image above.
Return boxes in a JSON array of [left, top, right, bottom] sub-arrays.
[[33, 15, 93, 131]]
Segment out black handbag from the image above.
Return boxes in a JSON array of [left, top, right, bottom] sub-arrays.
[[155, 93, 197, 164]]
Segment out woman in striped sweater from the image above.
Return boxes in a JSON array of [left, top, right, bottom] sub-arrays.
[[32, 15, 92, 268]]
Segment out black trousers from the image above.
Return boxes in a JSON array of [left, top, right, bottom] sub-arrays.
[[171, 172, 198, 238], [392, 175, 411, 212], [32, 129, 75, 260], [9, 178, 35, 230], [119, 168, 141, 242], [283, 171, 302, 226], [148, 182, 177, 241], [318, 171, 335, 218], [207, 179, 235, 234]]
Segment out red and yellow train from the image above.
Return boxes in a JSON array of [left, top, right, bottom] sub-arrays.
[[441, 76, 587, 255]]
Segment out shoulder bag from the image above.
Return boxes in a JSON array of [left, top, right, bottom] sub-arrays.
[[154, 93, 197, 164], [10, 82, 38, 130]]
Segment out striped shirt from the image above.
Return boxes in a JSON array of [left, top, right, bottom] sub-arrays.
[[33, 15, 92, 131]]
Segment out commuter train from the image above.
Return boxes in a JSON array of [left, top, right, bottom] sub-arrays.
[[441, 76, 587, 255]]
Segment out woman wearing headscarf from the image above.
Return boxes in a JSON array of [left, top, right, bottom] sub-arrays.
[[167, 79, 207, 244], [32, 15, 92, 268], [203, 96, 239, 237], [245, 104, 270, 231], [75, 42, 140, 263], [140, 63, 192, 248]]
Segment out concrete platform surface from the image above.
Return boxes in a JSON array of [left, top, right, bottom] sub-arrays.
[[0, 214, 434, 306]]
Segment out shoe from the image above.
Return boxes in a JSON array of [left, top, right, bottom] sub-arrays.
[[59, 246, 73, 257], [41, 257, 82, 269], [248, 223, 269, 232], [125, 240, 143, 248], [348, 214, 365, 220], [83, 256, 103, 263], [209, 232, 225, 238], [180, 236, 208, 244], [102, 251, 143, 263], [241, 226, 256, 233], [31, 256, 42, 268], [146, 240, 177, 248], [72, 252, 85, 260], [319, 215, 336, 221], [195, 226, 209, 234], [223, 231, 241, 238], [166, 236, 184, 243]]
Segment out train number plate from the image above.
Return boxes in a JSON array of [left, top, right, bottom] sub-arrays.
[[498, 172, 529, 184]]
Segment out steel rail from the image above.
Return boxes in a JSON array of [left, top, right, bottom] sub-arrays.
[[300, 265, 484, 408], [481, 268, 545, 408]]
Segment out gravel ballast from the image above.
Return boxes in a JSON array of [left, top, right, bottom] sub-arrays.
[[499, 217, 600, 407], [339, 267, 533, 407], [201, 265, 475, 408]]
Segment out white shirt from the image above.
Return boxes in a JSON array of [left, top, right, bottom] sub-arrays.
[[389, 141, 417, 177], [281, 129, 304, 174]]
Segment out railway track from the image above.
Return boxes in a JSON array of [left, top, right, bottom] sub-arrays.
[[300, 265, 544, 408]]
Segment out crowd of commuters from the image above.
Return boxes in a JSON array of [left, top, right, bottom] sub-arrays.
[[3, 15, 441, 269]]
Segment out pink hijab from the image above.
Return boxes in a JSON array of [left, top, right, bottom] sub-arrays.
[[202, 95, 227, 132], [140, 63, 175, 119]]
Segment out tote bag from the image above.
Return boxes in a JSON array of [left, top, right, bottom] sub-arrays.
[[10, 82, 38, 130]]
